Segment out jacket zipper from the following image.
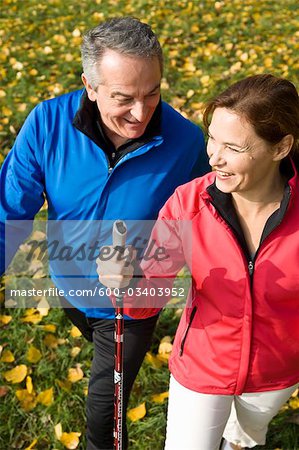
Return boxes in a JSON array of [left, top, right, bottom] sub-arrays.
[[179, 305, 197, 356]]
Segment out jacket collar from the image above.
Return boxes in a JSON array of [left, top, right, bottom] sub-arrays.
[[205, 157, 295, 260], [72, 90, 162, 154]]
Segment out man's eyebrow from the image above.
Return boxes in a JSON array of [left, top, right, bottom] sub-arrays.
[[110, 83, 161, 99]]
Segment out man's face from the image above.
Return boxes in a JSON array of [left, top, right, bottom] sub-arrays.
[[82, 50, 162, 148]]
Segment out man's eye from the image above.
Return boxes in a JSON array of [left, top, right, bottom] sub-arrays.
[[116, 97, 132, 103]]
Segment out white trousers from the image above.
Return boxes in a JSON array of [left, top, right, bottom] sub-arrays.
[[164, 375, 298, 450]]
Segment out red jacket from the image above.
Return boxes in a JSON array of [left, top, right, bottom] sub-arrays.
[[126, 160, 299, 394]]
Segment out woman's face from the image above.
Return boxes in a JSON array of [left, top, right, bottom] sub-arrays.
[[207, 107, 281, 199]]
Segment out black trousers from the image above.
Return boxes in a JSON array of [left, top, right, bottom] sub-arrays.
[[63, 303, 159, 450]]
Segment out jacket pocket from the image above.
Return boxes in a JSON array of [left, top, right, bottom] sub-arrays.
[[179, 305, 197, 356]]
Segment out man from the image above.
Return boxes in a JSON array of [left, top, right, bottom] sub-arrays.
[[0, 17, 209, 450]]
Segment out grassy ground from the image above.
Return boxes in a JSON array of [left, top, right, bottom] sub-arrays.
[[1, 0, 299, 449]]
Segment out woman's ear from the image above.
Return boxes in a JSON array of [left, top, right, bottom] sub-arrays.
[[81, 73, 97, 102], [273, 134, 294, 161]]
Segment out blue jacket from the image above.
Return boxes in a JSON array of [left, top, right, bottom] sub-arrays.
[[0, 89, 209, 318]]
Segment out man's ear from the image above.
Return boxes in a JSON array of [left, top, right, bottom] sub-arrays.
[[81, 73, 97, 102], [273, 134, 294, 161]]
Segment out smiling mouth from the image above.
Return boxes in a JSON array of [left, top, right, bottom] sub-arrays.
[[216, 170, 234, 177], [124, 119, 142, 125]]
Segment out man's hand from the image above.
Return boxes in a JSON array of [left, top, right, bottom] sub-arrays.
[[96, 245, 136, 289]]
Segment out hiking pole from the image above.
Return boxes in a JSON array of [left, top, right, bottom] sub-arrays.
[[113, 220, 127, 450]]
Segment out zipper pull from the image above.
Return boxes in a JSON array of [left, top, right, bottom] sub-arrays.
[[108, 167, 113, 175], [248, 260, 254, 276]]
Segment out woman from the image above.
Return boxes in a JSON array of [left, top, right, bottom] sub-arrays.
[[97, 74, 299, 449]]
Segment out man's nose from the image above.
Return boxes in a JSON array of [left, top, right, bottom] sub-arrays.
[[130, 102, 147, 122]]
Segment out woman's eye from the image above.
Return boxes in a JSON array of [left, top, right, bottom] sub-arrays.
[[227, 146, 242, 153]]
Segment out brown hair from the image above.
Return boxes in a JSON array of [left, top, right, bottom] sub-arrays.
[[203, 74, 299, 168]]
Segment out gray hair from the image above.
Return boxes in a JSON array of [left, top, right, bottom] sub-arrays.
[[81, 17, 163, 89]]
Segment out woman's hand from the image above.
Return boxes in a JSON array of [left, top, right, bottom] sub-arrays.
[[96, 245, 136, 289]]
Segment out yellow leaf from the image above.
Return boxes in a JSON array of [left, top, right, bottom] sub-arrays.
[[36, 298, 50, 316], [70, 347, 81, 357], [36, 387, 54, 406], [69, 326, 82, 338], [291, 388, 298, 397], [54, 423, 63, 440], [0, 315, 12, 325], [39, 324, 57, 333], [0, 349, 15, 363], [4, 364, 27, 383], [30, 230, 46, 241], [27, 346, 42, 363], [68, 365, 84, 383], [158, 336, 173, 362], [151, 391, 169, 403], [200, 75, 210, 87], [2, 106, 12, 117], [289, 397, 299, 409], [15, 389, 37, 411], [144, 352, 163, 369], [156, 353, 169, 364], [17, 103, 27, 112], [21, 311, 42, 324], [60, 432, 81, 449], [56, 379, 72, 392], [43, 334, 58, 348], [26, 376, 34, 394], [183, 61, 196, 72], [25, 438, 38, 450], [127, 402, 146, 422]]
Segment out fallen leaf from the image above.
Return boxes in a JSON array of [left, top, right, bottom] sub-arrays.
[[70, 347, 81, 358], [30, 230, 46, 241], [158, 336, 173, 357], [127, 402, 146, 422], [151, 391, 169, 403], [56, 379, 72, 392], [289, 397, 299, 409], [15, 389, 37, 411], [291, 388, 298, 397], [0, 315, 12, 325], [0, 386, 9, 397], [21, 311, 42, 324], [68, 365, 84, 383], [43, 334, 58, 349], [60, 432, 81, 449], [39, 324, 57, 333], [27, 346, 42, 363], [145, 352, 163, 369], [26, 376, 34, 394], [36, 298, 50, 316], [36, 387, 54, 406], [0, 349, 15, 363], [69, 326, 82, 338], [4, 364, 27, 383], [25, 438, 38, 450], [54, 423, 63, 440]]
